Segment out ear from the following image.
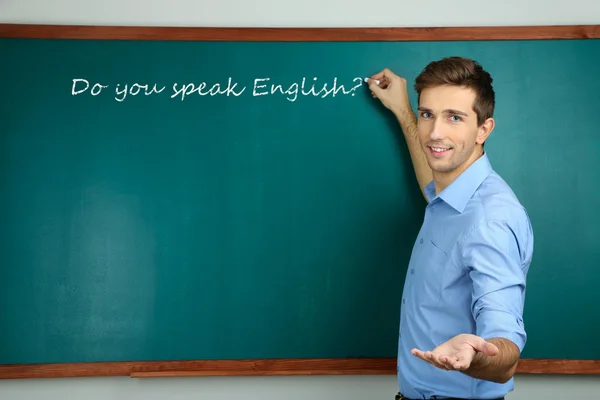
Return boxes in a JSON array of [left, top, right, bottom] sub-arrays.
[[476, 117, 495, 145]]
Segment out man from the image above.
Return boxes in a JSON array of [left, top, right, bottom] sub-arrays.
[[367, 57, 534, 400]]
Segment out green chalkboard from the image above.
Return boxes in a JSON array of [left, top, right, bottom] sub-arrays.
[[1, 35, 599, 366]]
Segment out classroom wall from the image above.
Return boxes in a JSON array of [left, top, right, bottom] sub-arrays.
[[1, 1, 598, 399], [1, 0, 599, 26]]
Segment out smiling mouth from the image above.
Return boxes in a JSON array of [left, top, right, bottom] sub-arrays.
[[427, 146, 451, 156]]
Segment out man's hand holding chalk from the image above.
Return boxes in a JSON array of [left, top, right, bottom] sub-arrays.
[[366, 68, 411, 117]]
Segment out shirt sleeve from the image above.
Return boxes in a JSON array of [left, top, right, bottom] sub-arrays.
[[460, 218, 530, 352]]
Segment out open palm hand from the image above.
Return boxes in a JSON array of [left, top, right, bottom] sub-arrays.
[[411, 334, 499, 371]]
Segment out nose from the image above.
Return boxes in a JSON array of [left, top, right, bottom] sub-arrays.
[[429, 118, 445, 141]]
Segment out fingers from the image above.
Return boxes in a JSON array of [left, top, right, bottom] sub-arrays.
[[410, 349, 439, 366], [410, 348, 426, 359], [367, 68, 406, 100], [439, 354, 470, 371], [411, 349, 472, 371], [368, 79, 385, 99], [411, 349, 451, 370], [367, 76, 390, 99], [371, 68, 397, 81], [367, 68, 396, 91], [369, 68, 401, 88]]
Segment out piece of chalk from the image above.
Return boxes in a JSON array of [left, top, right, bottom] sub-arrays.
[[364, 77, 380, 85]]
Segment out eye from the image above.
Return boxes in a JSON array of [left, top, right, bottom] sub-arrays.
[[420, 112, 432, 118], [449, 115, 462, 122]]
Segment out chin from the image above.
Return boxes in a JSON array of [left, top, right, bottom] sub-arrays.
[[427, 158, 455, 174]]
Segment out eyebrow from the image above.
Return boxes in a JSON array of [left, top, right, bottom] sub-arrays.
[[417, 106, 469, 117]]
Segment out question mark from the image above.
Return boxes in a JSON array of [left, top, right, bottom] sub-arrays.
[[350, 77, 364, 96]]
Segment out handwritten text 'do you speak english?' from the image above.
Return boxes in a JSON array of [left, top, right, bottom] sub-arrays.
[[71, 77, 365, 102]]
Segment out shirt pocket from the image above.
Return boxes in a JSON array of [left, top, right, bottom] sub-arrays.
[[413, 238, 449, 304]]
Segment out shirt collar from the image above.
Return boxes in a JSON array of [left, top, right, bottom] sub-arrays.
[[424, 152, 493, 213]]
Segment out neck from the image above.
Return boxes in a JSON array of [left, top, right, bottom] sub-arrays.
[[433, 147, 484, 195]]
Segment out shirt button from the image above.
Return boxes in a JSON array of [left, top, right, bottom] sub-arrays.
[[420, 238, 423, 244], [402, 298, 406, 304], [410, 269, 414, 275]]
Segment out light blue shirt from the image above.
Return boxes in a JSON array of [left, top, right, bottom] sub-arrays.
[[398, 152, 534, 399]]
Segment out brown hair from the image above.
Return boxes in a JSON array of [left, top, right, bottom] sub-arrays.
[[414, 56, 495, 126]]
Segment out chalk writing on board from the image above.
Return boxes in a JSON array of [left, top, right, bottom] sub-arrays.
[[71, 77, 365, 102]]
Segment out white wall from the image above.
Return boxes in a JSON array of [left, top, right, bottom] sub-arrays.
[[0, 374, 599, 400], [1, 1, 599, 399], [1, 0, 599, 27]]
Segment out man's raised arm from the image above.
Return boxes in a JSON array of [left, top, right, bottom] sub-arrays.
[[368, 69, 432, 200]]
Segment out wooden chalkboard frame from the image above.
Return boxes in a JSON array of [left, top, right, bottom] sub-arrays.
[[0, 23, 599, 378], [0, 358, 599, 379], [0, 23, 598, 41]]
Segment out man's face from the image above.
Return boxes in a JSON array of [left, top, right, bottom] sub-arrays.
[[417, 85, 489, 176]]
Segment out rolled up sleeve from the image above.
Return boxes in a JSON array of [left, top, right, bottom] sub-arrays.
[[461, 219, 531, 352]]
